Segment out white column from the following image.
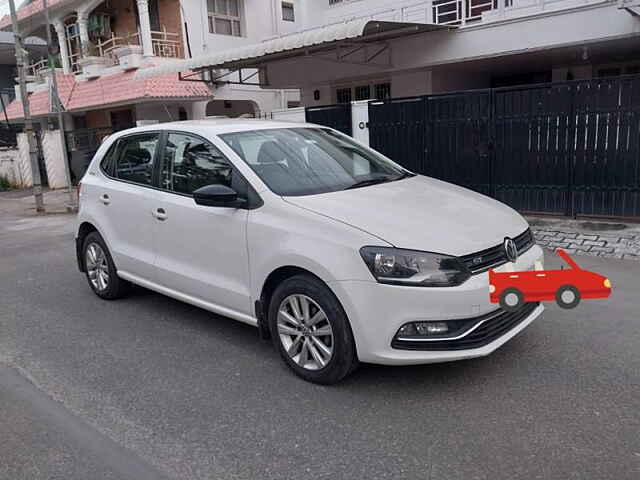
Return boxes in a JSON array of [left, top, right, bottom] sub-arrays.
[[77, 12, 90, 56], [136, 0, 154, 57], [53, 21, 71, 74]]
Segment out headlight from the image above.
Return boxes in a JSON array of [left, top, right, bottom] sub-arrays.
[[604, 278, 611, 288], [359, 246, 471, 287]]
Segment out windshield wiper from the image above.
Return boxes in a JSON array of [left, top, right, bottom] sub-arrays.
[[344, 177, 393, 190], [344, 171, 415, 190]]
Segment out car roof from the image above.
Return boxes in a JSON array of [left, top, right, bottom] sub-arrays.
[[113, 119, 323, 137]]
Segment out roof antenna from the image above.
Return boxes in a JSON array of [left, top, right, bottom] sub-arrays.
[[163, 104, 174, 122]]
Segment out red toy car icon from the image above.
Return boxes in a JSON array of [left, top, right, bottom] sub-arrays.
[[489, 249, 612, 311]]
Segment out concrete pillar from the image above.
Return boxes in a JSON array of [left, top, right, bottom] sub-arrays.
[[53, 21, 71, 74], [136, 0, 154, 57], [76, 13, 90, 56]]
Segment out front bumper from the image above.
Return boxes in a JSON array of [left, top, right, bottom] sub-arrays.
[[329, 244, 544, 365]]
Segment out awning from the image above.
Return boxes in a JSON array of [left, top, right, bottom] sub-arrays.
[[136, 19, 453, 81]]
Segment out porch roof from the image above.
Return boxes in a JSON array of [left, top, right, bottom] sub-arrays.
[[136, 19, 452, 81], [4, 69, 212, 121], [0, 0, 71, 30]]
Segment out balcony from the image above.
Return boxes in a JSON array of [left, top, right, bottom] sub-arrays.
[[93, 27, 182, 69], [329, 0, 609, 27]]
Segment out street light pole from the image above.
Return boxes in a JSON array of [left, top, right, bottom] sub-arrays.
[[8, 0, 45, 212], [43, 0, 76, 211]]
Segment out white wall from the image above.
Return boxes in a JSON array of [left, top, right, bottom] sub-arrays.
[[391, 70, 433, 98], [179, 0, 301, 117], [41, 130, 68, 189], [271, 106, 305, 122], [136, 103, 183, 123], [16, 133, 33, 188], [180, 0, 277, 58], [0, 148, 24, 187]]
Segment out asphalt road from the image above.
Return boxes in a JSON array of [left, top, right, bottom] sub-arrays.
[[1, 209, 639, 480]]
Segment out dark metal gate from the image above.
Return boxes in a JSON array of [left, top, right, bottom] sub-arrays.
[[305, 104, 352, 136], [368, 74, 640, 219]]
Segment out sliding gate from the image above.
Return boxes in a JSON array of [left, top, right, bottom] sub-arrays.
[[369, 74, 640, 219]]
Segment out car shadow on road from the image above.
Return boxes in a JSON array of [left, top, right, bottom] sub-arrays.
[[122, 284, 546, 392]]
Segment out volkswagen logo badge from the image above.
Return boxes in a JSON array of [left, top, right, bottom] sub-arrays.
[[504, 237, 518, 263]]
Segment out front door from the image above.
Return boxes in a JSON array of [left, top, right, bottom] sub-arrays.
[[152, 132, 252, 317]]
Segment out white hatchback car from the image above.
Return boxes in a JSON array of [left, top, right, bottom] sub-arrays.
[[76, 120, 544, 383]]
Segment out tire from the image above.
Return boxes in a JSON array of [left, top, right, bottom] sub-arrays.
[[268, 274, 357, 384], [556, 285, 580, 309], [499, 287, 525, 312], [82, 231, 129, 300]]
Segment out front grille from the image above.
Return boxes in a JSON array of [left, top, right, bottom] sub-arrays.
[[391, 302, 539, 351], [459, 228, 535, 274]]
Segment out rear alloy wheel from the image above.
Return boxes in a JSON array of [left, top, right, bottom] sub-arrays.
[[499, 287, 525, 312], [556, 285, 580, 309], [83, 231, 129, 300], [268, 274, 357, 384]]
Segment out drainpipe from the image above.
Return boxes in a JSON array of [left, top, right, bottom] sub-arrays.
[[272, 0, 279, 36]]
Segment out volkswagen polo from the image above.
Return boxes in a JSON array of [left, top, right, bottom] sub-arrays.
[[75, 120, 544, 384]]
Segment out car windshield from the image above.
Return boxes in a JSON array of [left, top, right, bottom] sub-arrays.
[[219, 127, 411, 196]]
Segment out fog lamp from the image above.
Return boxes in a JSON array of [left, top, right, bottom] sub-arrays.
[[397, 321, 450, 338]]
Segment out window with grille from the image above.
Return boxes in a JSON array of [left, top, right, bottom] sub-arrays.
[[208, 0, 242, 36], [354, 85, 371, 101], [282, 2, 295, 21], [375, 83, 391, 100], [336, 87, 352, 104]]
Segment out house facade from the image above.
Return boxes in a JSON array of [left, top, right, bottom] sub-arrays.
[[276, 0, 640, 107], [138, 0, 640, 108], [0, 0, 301, 129]]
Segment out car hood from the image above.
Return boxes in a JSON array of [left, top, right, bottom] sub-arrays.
[[283, 175, 529, 256]]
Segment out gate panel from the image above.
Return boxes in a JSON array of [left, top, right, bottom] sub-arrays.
[[572, 76, 640, 218], [493, 84, 572, 214], [368, 97, 426, 173], [425, 91, 491, 196], [305, 104, 352, 136]]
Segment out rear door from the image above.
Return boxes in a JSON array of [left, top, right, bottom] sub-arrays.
[[151, 131, 253, 317], [96, 132, 161, 280]]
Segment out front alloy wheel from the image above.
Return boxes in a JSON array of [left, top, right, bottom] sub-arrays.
[[277, 294, 334, 370], [268, 274, 357, 384]]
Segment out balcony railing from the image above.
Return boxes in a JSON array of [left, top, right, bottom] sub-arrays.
[[331, 0, 605, 27], [93, 27, 182, 67], [151, 27, 182, 59], [95, 31, 141, 67], [27, 58, 49, 80]]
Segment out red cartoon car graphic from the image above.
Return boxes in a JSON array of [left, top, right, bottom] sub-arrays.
[[489, 249, 612, 311]]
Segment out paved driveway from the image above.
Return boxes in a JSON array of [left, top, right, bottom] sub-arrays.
[[0, 209, 638, 480]]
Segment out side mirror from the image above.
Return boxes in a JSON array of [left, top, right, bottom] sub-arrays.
[[193, 184, 243, 208]]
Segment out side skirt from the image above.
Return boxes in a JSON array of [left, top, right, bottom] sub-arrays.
[[117, 271, 259, 328]]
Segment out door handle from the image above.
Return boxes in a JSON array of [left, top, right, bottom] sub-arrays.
[[100, 194, 110, 205], [152, 208, 168, 221]]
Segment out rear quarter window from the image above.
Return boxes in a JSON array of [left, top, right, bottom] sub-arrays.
[[100, 140, 120, 176]]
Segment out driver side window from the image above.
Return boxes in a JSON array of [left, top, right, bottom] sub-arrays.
[[160, 133, 247, 197]]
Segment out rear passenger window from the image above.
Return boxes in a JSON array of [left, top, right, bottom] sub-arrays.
[[160, 133, 247, 197], [115, 134, 159, 186]]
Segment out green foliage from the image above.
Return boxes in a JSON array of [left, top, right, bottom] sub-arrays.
[[0, 173, 17, 191]]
